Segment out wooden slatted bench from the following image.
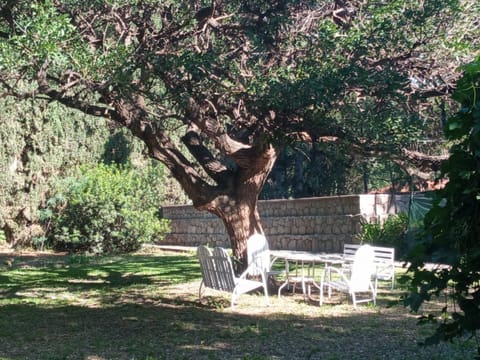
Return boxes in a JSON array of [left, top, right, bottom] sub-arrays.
[[343, 243, 396, 289], [197, 245, 270, 309]]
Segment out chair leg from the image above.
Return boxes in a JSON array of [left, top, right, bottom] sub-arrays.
[[198, 280, 205, 302], [261, 273, 270, 306], [278, 277, 292, 298], [319, 282, 324, 305], [231, 290, 237, 309]]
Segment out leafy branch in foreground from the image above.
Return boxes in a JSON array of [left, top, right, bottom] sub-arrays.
[[405, 57, 480, 354]]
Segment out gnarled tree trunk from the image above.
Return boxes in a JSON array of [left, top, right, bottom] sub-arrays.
[[211, 192, 264, 273], [194, 144, 278, 273]]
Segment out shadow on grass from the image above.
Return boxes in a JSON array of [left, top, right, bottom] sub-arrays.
[[0, 300, 476, 360], [0, 252, 476, 360]]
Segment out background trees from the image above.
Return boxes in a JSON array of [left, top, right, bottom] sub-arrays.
[[1, 0, 478, 263], [0, 99, 109, 246], [261, 143, 412, 199], [0, 99, 179, 250]]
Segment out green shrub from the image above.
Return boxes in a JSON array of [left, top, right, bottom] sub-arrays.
[[357, 213, 408, 257], [40, 163, 170, 254], [356, 221, 383, 244]]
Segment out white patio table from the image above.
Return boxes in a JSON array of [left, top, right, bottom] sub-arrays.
[[270, 250, 345, 299]]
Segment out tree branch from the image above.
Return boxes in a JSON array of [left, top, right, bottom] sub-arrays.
[[182, 123, 235, 187]]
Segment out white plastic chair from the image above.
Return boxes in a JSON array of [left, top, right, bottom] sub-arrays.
[[343, 243, 396, 290], [319, 244, 377, 308], [197, 245, 269, 309], [247, 234, 282, 284]]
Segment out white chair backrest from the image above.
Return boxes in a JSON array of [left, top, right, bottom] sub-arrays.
[[197, 245, 236, 292], [211, 247, 237, 292], [197, 245, 216, 289], [247, 233, 270, 276], [350, 245, 375, 292]]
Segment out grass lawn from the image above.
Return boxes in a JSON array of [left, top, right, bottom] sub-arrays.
[[0, 247, 476, 360]]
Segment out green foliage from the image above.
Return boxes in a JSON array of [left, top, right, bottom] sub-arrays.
[[262, 142, 354, 198], [1, 0, 478, 261], [357, 213, 409, 257], [405, 57, 480, 350], [102, 132, 132, 165], [0, 96, 182, 247], [0, 99, 111, 246], [363, 159, 412, 193], [357, 222, 384, 244], [41, 163, 170, 254], [263, 143, 412, 199]]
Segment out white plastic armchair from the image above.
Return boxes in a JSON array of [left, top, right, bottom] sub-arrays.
[[197, 245, 269, 309], [319, 244, 377, 308], [247, 233, 283, 283]]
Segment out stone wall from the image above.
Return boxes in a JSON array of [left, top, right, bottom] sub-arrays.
[[161, 194, 409, 252]]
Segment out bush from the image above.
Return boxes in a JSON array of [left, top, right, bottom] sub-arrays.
[[357, 213, 408, 257], [40, 163, 170, 254]]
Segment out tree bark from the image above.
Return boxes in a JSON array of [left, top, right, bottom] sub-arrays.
[[217, 197, 264, 273], [196, 145, 278, 273]]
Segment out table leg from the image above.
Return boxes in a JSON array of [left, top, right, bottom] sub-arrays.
[[277, 258, 290, 298]]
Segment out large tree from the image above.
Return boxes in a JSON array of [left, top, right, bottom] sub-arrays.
[[1, 0, 477, 266]]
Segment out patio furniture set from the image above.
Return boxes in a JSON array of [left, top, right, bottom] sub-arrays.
[[197, 234, 395, 309]]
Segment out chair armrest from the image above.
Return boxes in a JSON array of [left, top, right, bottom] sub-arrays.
[[239, 262, 267, 282], [323, 265, 350, 283], [239, 263, 254, 280]]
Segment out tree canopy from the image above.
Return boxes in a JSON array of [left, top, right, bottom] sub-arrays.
[[1, 0, 478, 261]]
